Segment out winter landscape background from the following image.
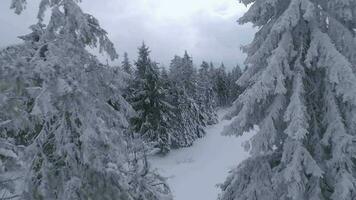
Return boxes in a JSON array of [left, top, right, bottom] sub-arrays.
[[1, 0, 356, 200]]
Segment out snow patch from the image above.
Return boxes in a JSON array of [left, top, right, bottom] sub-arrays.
[[149, 109, 257, 200]]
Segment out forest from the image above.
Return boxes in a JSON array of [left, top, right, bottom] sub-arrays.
[[1, 0, 356, 200]]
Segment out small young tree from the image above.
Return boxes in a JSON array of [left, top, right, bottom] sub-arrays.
[[167, 55, 206, 148], [227, 65, 243, 105], [122, 52, 133, 75]]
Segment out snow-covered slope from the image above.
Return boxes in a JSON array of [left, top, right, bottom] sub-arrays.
[[149, 109, 257, 200]]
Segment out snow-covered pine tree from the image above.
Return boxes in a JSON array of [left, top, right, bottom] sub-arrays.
[[168, 55, 183, 85], [160, 67, 170, 90], [220, 0, 356, 200], [122, 52, 133, 75], [197, 61, 218, 125], [157, 67, 187, 149], [0, 35, 44, 200], [4, 1, 172, 199], [122, 52, 135, 101], [181, 51, 198, 98], [129, 43, 174, 154], [169, 51, 197, 98], [167, 54, 206, 148], [165, 82, 206, 148], [227, 65, 243, 105], [213, 63, 230, 107]]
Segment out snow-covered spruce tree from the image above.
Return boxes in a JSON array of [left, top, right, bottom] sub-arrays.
[[160, 67, 170, 90], [122, 52, 135, 101], [227, 65, 243, 105], [157, 67, 185, 149], [197, 61, 218, 125], [129, 43, 174, 154], [169, 51, 197, 98], [122, 52, 133, 75], [167, 55, 183, 85], [220, 0, 356, 200], [167, 54, 206, 148], [213, 63, 230, 107], [6, 1, 171, 199], [0, 38, 43, 199], [164, 82, 206, 148]]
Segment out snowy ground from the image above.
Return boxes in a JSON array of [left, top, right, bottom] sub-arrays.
[[149, 109, 257, 200]]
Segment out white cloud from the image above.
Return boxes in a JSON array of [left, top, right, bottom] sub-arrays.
[[0, 0, 255, 68]]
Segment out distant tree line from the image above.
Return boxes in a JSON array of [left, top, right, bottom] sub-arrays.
[[122, 43, 243, 154]]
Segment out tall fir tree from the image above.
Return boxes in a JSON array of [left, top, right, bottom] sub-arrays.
[[169, 51, 197, 98], [129, 44, 174, 154], [165, 82, 206, 148], [220, 0, 356, 200], [160, 67, 170, 90], [168, 55, 183, 84], [1, 1, 172, 199], [214, 63, 230, 107], [197, 61, 218, 125], [167, 54, 207, 148], [227, 64, 243, 105], [181, 51, 197, 98]]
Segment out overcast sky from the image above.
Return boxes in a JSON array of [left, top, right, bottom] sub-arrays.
[[0, 0, 255, 69]]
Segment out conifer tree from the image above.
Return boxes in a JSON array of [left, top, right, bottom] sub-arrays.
[[169, 51, 197, 98], [130, 44, 174, 154], [166, 83, 205, 148], [227, 65, 243, 105], [168, 55, 183, 84], [197, 61, 218, 125], [122, 52, 135, 101], [160, 67, 170, 90], [0, 43, 41, 199], [214, 63, 230, 107], [220, 0, 356, 200], [181, 51, 197, 98], [167, 54, 207, 148], [2, 1, 172, 199], [122, 52, 133, 75]]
